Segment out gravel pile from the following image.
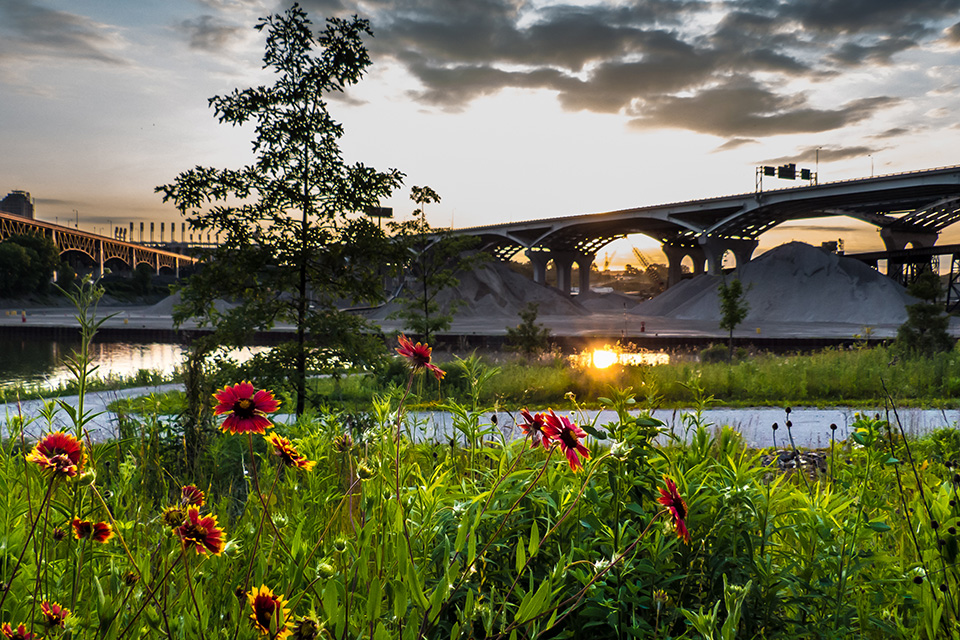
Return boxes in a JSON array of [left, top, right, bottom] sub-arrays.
[[632, 241, 918, 324]]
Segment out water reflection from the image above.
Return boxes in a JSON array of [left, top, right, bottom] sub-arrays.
[[0, 335, 268, 389], [570, 348, 672, 369]]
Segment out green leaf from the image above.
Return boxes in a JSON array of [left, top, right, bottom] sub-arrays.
[[867, 520, 891, 532], [580, 423, 608, 441], [528, 521, 540, 558]]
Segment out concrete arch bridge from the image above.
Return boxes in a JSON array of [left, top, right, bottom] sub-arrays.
[[0, 211, 197, 277], [456, 165, 960, 294]]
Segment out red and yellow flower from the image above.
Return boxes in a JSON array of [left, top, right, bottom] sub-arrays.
[[26, 431, 84, 478], [40, 600, 71, 627], [214, 382, 280, 435], [176, 507, 224, 555], [542, 410, 590, 471], [266, 433, 316, 471], [247, 585, 292, 639], [518, 409, 551, 449], [1, 622, 37, 639], [71, 518, 113, 543], [658, 475, 690, 544], [180, 484, 205, 507], [396, 335, 445, 381]]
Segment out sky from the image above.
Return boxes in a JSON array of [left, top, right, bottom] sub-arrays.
[[3, 0, 960, 268]]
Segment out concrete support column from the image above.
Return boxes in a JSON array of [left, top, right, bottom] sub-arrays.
[[575, 252, 594, 297], [175, 257, 180, 280], [879, 228, 939, 279], [551, 250, 576, 295], [698, 236, 759, 275], [662, 243, 705, 288], [97, 239, 104, 277], [525, 249, 550, 285]]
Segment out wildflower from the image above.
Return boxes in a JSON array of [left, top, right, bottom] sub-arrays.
[[396, 335, 445, 380], [518, 409, 550, 449], [26, 431, 84, 478], [247, 585, 292, 639], [123, 571, 140, 586], [213, 382, 280, 435], [1, 623, 36, 640], [51, 527, 66, 542], [913, 575, 924, 585], [176, 507, 224, 555], [356, 463, 374, 480], [542, 410, 590, 471], [180, 484, 205, 507], [162, 507, 186, 529], [658, 476, 691, 544], [266, 433, 316, 471], [291, 617, 320, 640], [41, 601, 71, 627], [333, 434, 352, 454], [71, 518, 113, 543]]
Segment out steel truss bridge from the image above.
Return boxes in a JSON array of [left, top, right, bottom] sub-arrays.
[[456, 165, 960, 295], [0, 211, 198, 277]]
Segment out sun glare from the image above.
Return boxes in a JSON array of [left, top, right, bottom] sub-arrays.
[[591, 349, 618, 369]]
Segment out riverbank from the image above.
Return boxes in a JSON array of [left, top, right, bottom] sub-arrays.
[[2, 383, 956, 448]]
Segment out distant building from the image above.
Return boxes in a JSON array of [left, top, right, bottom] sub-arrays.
[[0, 191, 35, 219]]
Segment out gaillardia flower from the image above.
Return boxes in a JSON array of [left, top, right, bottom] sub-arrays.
[[247, 585, 293, 639], [2, 623, 36, 640], [162, 507, 186, 529], [658, 476, 690, 544], [519, 409, 550, 449], [214, 382, 280, 435], [542, 410, 590, 471], [41, 601, 71, 627], [266, 433, 316, 471], [396, 335, 445, 381], [26, 431, 84, 478], [71, 518, 113, 543], [177, 507, 225, 555], [180, 484, 205, 508]]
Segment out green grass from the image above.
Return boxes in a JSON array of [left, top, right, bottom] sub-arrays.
[[106, 343, 960, 417]]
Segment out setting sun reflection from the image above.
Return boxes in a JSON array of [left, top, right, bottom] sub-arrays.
[[574, 349, 672, 369], [592, 349, 618, 369]]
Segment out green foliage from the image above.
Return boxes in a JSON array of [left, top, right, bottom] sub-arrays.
[[506, 302, 553, 356], [896, 270, 954, 356], [156, 5, 404, 416], [0, 232, 60, 297], [389, 186, 484, 342], [718, 277, 749, 353]]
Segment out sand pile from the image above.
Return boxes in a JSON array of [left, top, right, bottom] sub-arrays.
[[632, 242, 917, 324], [367, 262, 588, 320]]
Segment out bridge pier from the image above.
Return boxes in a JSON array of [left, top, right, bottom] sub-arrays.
[[699, 236, 758, 275], [525, 249, 550, 285], [879, 228, 939, 279], [662, 242, 705, 287]]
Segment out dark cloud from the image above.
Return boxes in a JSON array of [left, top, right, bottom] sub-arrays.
[[0, 0, 127, 65], [179, 15, 244, 52], [779, 0, 960, 35], [760, 145, 879, 165], [944, 21, 960, 44], [714, 138, 758, 151], [629, 79, 898, 137], [870, 127, 914, 138], [291, 0, 947, 137]]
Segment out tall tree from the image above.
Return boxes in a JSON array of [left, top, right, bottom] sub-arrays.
[[157, 5, 404, 416], [718, 278, 749, 356], [389, 186, 482, 342], [896, 269, 953, 355]]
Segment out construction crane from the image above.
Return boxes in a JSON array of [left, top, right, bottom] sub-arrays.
[[632, 247, 665, 292]]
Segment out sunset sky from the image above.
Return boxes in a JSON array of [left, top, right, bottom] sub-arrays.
[[3, 0, 960, 267]]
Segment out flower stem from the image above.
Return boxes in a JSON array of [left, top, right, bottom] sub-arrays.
[[182, 551, 207, 640]]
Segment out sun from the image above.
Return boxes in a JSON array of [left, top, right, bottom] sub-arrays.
[[591, 349, 618, 369]]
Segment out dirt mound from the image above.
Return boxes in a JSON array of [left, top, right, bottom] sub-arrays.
[[632, 242, 918, 324], [367, 262, 588, 320]]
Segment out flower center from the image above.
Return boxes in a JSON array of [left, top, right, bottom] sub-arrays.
[[560, 427, 579, 449], [254, 595, 278, 629], [234, 398, 255, 416]]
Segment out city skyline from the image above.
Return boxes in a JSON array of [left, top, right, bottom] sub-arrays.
[[3, 0, 960, 267]]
